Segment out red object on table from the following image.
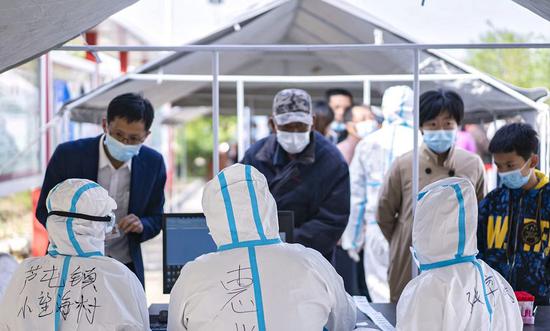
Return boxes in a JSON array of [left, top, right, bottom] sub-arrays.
[[515, 291, 535, 302]]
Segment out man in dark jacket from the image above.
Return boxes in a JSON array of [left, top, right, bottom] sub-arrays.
[[36, 93, 166, 286], [242, 89, 350, 262]]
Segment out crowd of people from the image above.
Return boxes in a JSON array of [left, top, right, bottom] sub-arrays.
[[0, 85, 548, 330]]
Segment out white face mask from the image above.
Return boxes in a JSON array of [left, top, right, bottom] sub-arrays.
[[276, 131, 310, 154], [355, 120, 378, 138]]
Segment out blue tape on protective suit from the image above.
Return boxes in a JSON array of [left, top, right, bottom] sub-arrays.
[[472, 260, 494, 322], [451, 184, 466, 258], [352, 201, 367, 249], [218, 239, 282, 252], [245, 165, 267, 241], [419, 255, 476, 271], [54, 255, 72, 331], [65, 183, 103, 257], [218, 172, 240, 244], [248, 246, 266, 331]]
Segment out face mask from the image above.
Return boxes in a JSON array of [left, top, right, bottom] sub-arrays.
[[423, 129, 457, 154], [104, 133, 142, 162], [355, 120, 378, 138], [277, 131, 310, 154], [330, 121, 346, 133], [499, 159, 532, 189]]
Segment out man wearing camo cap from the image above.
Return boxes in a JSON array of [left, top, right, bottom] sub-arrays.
[[242, 89, 350, 263]]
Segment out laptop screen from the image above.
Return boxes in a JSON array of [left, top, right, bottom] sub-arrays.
[[162, 211, 294, 293]]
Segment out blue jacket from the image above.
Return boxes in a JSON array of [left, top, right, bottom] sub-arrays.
[[477, 170, 550, 305], [242, 131, 350, 261], [36, 135, 166, 286]]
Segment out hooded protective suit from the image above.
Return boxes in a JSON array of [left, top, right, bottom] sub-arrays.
[[396, 178, 521, 331], [0, 253, 18, 300], [0, 179, 149, 331], [168, 164, 356, 331], [341, 85, 418, 302]]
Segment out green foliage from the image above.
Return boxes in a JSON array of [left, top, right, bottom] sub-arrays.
[[467, 26, 550, 93], [174, 115, 237, 178]]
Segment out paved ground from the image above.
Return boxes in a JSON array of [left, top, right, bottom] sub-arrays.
[[142, 179, 204, 305]]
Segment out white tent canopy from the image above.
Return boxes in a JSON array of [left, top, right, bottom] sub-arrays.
[[513, 0, 550, 22], [62, 0, 549, 125], [0, 0, 137, 74]]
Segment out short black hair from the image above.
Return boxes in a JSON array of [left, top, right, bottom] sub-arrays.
[[313, 100, 334, 134], [419, 89, 464, 127], [489, 123, 539, 161], [107, 93, 154, 130], [343, 105, 355, 123], [343, 105, 373, 123], [325, 88, 354, 103]]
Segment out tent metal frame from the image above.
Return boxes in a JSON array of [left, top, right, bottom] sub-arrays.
[[53, 42, 550, 278], [55, 42, 550, 213]]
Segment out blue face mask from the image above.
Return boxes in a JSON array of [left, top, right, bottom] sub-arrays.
[[423, 129, 457, 154], [330, 121, 346, 133], [499, 159, 532, 189], [104, 133, 142, 162]]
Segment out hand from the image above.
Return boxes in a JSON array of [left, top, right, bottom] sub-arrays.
[[347, 249, 360, 262], [118, 214, 144, 234]]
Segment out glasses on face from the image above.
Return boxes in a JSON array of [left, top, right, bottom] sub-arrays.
[[109, 129, 147, 145]]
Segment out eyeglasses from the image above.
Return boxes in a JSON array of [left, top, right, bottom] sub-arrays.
[[109, 130, 147, 145]]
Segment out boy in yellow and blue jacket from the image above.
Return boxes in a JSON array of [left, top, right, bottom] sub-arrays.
[[478, 123, 550, 305]]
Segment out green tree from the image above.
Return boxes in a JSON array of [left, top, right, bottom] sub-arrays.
[[174, 115, 237, 178], [467, 26, 550, 94]]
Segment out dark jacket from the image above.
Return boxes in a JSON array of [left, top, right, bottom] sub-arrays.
[[241, 131, 350, 261], [477, 170, 550, 305], [36, 135, 166, 286]]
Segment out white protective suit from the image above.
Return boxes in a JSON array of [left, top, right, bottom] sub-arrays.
[[0, 253, 18, 300], [0, 179, 150, 331], [342, 85, 419, 302], [168, 164, 356, 331], [396, 177, 522, 331]]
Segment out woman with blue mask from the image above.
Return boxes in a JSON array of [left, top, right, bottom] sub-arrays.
[[376, 89, 487, 303]]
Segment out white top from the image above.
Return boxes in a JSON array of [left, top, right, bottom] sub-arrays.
[[97, 135, 132, 264], [396, 178, 522, 331], [168, 164, 356, 331], [0, 180, 149, 331]]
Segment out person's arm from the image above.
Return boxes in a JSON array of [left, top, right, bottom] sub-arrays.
[[168, 266, 191, 331], [139, 157, 166, 243], [376, 159, 402, 242], [341, 150, 367, 260], [312, 250, 356, 331], [36, 145, 67, 225], [476, 196, 490, 260], [396, 275, 447, 331], [294, 162, 350, 257], [129, 270, 150, 330]]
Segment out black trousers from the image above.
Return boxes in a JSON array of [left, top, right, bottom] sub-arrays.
[[334, 246, 370, 299]]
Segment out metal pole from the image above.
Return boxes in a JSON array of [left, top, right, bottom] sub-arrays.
[[126, 73, 476, 83], [56, 42, 550, 53], [212, 51, 220, 176], [236, 80, 246, 161], [411, 48, 420, 279], [363, 80, 371, 105]]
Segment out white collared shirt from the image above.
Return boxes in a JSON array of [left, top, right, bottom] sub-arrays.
[[98, 135, 132, 264]]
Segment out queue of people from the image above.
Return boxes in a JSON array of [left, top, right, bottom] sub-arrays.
[[0, 85, 548, 331]]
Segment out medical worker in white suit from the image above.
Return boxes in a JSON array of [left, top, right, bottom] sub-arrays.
[[0, 178, 150, 331], [396, 177, 522, 331], [168, 164, 356, 331], [342, 85, 418, 302]]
